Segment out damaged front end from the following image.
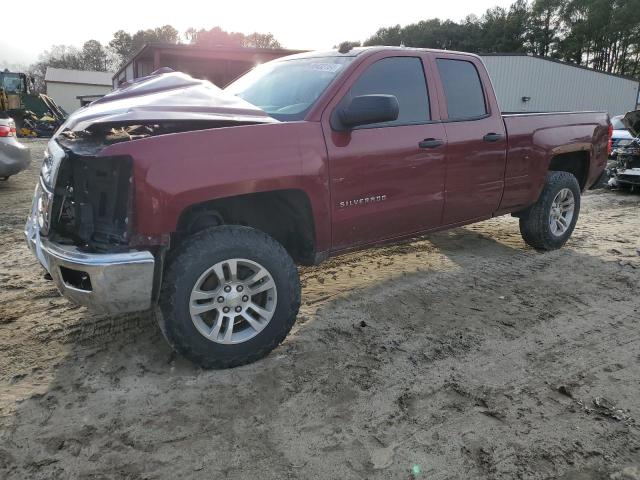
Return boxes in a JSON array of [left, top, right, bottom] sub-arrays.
[[607, 141, 640, 189], [40, 69, 276, 252], [52, 133, 133, 251], [608, 109, 640, 190], [25, 134, 156, 313], [52, 121, 258, 252], [25, 70, 276, 313]]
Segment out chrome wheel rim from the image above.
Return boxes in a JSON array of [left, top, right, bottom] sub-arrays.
[[189, 258, 277, 344], [549, 188, 575, 236]]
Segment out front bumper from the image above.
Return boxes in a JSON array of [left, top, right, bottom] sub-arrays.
[[611, 168, 640, 187], [25, 198, 155, 314]]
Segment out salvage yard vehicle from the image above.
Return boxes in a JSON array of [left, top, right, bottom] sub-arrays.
[[610, 114, 633, 156], [0, 70, 66, 137], [608, 110, 640, 190], [0, 117, 31, 180], [25, 47, 609, 368]]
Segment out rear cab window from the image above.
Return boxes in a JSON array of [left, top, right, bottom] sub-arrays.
[[347, 56, 430, 127], [436, 58, 487, 120]]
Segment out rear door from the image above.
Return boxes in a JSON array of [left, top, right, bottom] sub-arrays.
[[322, 52, 447, 250], [430, 54, 507, 224]]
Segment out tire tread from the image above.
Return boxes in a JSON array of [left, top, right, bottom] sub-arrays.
[[519, 171, 581, 251], [157, 225, 300, 369]]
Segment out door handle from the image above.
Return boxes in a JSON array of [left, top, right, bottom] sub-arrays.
[[483, 132, 504, 142], [419, 138, 444, 149]]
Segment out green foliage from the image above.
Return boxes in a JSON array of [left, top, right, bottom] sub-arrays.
[[27, 2, 640, 86], [108, 30, 133, 64], [243, 32, 282, 49], [186, 27, 282, 49], [31, 22, 284, 83], [131, 25, 180, 53], [187, 26, 245, 47], [81, 40, 108, 71], [363, 0, 640, 77], [106, 25, 181, 68], [334, 40, 362, 51], [528, 0, 563, 56]]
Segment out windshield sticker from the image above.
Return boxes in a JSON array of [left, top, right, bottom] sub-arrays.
[[310, 63, 343, 73]]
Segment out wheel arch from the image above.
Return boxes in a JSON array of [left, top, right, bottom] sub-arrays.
[[174, 188, 317, 265], [548, 150, 590, 190]]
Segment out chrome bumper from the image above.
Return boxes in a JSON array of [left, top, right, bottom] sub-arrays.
[[25, 203, 155, 314]]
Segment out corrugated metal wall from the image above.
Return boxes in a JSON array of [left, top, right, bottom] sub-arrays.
[[480, 55, 639, 117]]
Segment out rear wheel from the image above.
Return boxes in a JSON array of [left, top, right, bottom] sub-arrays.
[[519, 171, 581, 251], [157, 225, 300, 368]]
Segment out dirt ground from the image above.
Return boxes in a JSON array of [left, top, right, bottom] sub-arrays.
[[0, 139, 639, 479]]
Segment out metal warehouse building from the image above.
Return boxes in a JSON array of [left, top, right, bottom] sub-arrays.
[[111, 46, 639, 118], [480, 54, 639, 117]]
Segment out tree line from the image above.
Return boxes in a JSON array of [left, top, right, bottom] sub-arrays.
[[352, 0, 640, 77], [23, 0, 640, 92], [28, 25, 282, 91]]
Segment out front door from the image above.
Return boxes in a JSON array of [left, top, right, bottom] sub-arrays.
[[323, 54, 447, 250]]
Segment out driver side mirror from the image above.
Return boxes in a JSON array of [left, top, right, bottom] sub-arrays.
[[332, 94, 399, 131]]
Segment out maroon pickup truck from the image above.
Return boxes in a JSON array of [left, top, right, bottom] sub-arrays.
[[26, 47, 610, 368]]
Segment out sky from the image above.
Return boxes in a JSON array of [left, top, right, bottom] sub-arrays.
[[0, 0, 514, 68]]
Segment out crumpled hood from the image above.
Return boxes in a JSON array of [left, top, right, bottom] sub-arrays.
[[60, 70, 277, 132], [622, 109, 640, 138]]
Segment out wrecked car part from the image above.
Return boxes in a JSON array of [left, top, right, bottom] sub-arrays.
[[607, 112, 640, 189], [49, 118, 268, 251], [40, 68, 281, 253], [49, 152, 133, 251], [608, 137, 640, 189], [56, 118, 267, 155], [622, 109, 640, 138], [614, 168, 640, 188]]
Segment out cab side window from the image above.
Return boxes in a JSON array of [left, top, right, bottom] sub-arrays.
[[436, 58, 487, 120], [349, 57, 430, 127]]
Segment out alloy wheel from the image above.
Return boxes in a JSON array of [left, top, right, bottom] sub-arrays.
[[189, 258, 277, 344]]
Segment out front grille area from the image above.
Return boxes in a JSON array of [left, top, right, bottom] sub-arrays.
[[50, 154, 133, 251]]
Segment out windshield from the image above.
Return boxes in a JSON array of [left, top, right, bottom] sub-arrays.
[[611, 116, 626, 130], [225, 57, 354, 121]]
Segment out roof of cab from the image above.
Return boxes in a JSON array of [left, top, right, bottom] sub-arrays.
[[276, 46, 481, 62]]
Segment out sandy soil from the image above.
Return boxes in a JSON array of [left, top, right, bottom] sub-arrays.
[[1, 139, 639, 479]]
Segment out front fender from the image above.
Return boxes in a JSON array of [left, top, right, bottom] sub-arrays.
[[99, 121, 332, 252]]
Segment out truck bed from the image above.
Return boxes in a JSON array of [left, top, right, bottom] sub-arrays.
[[497, 110, 610, 213]]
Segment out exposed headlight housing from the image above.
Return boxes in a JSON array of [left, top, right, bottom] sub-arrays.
[[31, 180, 54, 235], [37, 139, 65, 235], [36, 185, 52, 230], [40, 139, 65, 189]]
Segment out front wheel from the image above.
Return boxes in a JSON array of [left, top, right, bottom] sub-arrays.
[[157, 225, 300, 369], [519, 171, 581, 251]]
